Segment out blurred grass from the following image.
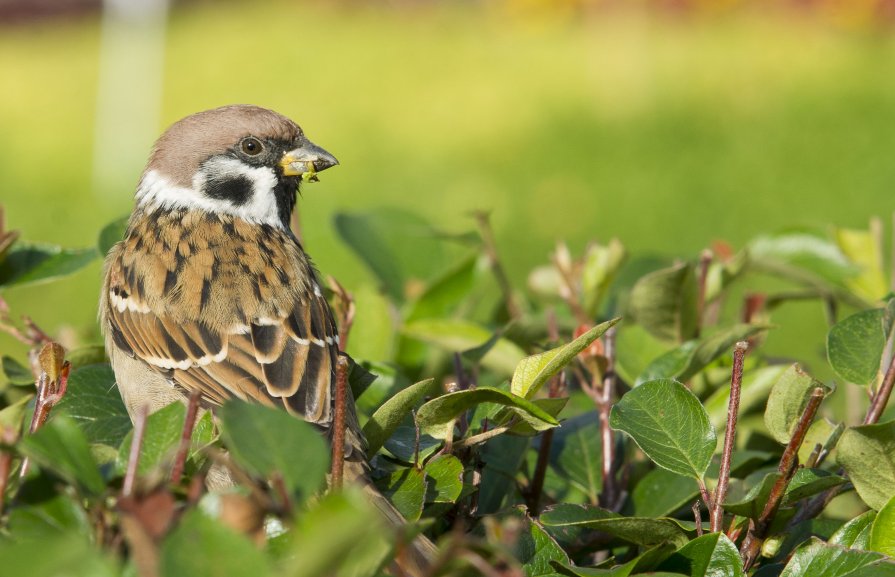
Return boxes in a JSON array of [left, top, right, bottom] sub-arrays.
[[2, 1, 895, 365]]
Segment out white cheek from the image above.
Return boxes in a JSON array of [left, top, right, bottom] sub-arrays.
[[136, 161, 285, 228]]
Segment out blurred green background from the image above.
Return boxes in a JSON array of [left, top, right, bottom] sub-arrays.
[[2, 0, 894, 363]]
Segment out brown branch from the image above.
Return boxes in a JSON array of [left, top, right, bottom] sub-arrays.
[[330, 355, 349, 489], [170, 391, 201, 485], [712, 341, 748, 532], [527, 429, 554, 516], [693, 501, 703, 537], [123, 405, 149, 498], [473, 211, 521, 320], [453, 424, 514, 449], [741, 387, 824, 569], [864, 352, 895, 425], [698, 478, 714, 515]]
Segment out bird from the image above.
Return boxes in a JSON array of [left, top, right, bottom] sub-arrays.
[[100, 105, 434, 573]]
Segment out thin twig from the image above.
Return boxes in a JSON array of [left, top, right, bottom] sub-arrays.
[[864, 352, 895, 425], [123, 405, 149, 498], [598, 327, 618, 509], [331, 356, 349, 489], [741, 387, 824, 568], [712, 341, 748, 532], [170, 391, 201, 485], [453, 424, 514, 450], [695, 250, 713, 338], [528, 429, 554, 516], [473, 211, 521, 320], [693, 501, 703, 537]]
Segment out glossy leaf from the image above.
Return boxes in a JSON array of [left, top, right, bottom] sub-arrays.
[[363, 378, 438, 457], [415, 387, 558, 440], [161, 510, 271, 577], [780, 538, 886, 577], [0, 243, 97, 288], [402, 318, 526, 375], [514, 515, 571, 577], [551, 543, 676, 577], [631, 468, 698, 518], [218, 401, 329, 503], [627, 262, 698, 343], [830, 510, 877, 549], [837, 421, 895, 510], [424, 454, 464, 503], [56, 364, 131, 447], [764, 364, 830, 445], [827, 308, 891, 386], [658, 532, 744, 577], [610, 379, 716, 480], [115, 402, 185, 476], [97, 216, 128, 255], [548, 412, 604, 503], [511, 318, 620, 399], [540, 504, 693, 547], [20, 415, 105, 496]]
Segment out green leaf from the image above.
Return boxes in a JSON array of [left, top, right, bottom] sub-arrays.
[[402, 318, 526, 375], [837, 421, 895, 510], [382, 426, 442, 463], [283, 488, 386, 577], [363, 378, 438, 457], [784, 468, 846, 504], [334, 211, 408, 303], [478, 435, 529, 515], [346, 357, 379, 401], [658, 532, 744, 577], [6, 494, 91, 541], [161, 510, 271, 577], [375, 466, 427, 521], [780, 538, 886, 577], [764, 364, 830, 445], [724, 472, 780, 519], [115, 402, 185, 477], [582, 239, 626, 318], [609, 379, 716, 480], [0, 243, 98, 288], [627, 262, 698, 343], [511, 318, 620, 399], [507, 397, 569, 435], [2, 355, 33, 385], [640, 324, 769, 385], [540, 504, 693, 547], [551, 543, 676, 577], [749, 231, 859, 289], [218, 401, 329, 503], [65, 346, 107, 368], [615, 324, 672, 385], [827, 308, 891, 386], [416, 387, 558, 440], [97, 216, 128, 255], [56, 364, 131, 447], [706, 365, 787, 431], [513, 515, 571, 577], [548, 412, 604, 503], [0, 535, 117, 577], [830, 510, 877, 549], [870, 493, 895, 556], [20, 415, 105, 496], [424, 454, 463, 503], [835, 227, 888, 303], [631, 467, 698, 518], [405, 252, 480, 322]]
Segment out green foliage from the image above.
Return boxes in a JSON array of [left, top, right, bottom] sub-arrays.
[[2, 209, 895, 577]]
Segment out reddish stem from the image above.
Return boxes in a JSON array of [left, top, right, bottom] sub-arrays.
[[712, 341, 748, 532], [170, 391, 201, 485], [864, 353, 895, 425], [123, 405, 149, 497], [598, 327, 618, 509], [695, 250, 713, 338], [330, 356, 348, 489]]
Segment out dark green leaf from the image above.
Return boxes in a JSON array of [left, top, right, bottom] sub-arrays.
[[478, 435, 529, 515], [627, 262, 698, 343], [20, 415, 105, 495], [382, 426, 442, 463], [65, 346, 107, 369], [610, 379, 716, 480], [658, 532, 744, 577], [115, 402, 184, 477], [424, 454, 463, 503], [0, 243, 97, 288], [375, 466, 427, 521], [513, 515, 570, 577], [540, 504, 694, 547], [780, 538, 885, 577], [405, 252, 480, 322], [724, 472, 779, 519], [334, 211, 407, 303], [363, 378, 438, 457], [416, 387, 558, 440], [56, 364, 131, 447], [764, 364, 830, 445], [552, 543, 676, 577], [347, 357, 379, 400], [2, 355, 33, 385], [97, 216, 129, 255], [218, 401, 329, 503], [548, 412, 604, 503], [161, 510, 271, 577], [830, 510, 877, 549], [631, 467, 698, 518], [507, 397, 568, 435], [784, 468, 846, 504], [511, 318, 620, 399], [6, 494, 91, 541], [837, 421, 895, 510], [827, 308, 890, 386]]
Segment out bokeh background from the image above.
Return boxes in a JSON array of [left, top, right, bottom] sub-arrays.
[[2, 0, 895, 363]]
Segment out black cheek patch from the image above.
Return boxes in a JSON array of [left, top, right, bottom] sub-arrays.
[[203, 175, 253, 206]]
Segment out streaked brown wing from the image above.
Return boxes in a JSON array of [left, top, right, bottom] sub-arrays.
[[106, 272, 339, 426]]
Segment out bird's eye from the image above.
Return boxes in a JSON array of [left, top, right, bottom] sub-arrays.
[[240, 137, 263, 156]]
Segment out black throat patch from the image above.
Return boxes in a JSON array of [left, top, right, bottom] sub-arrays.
[[203, 174, 253, 206]]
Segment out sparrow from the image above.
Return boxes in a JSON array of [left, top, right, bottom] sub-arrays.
[[100, 105, 433, 572]]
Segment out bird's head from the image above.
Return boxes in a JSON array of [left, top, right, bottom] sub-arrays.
[[135, 105, 338, 229]]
